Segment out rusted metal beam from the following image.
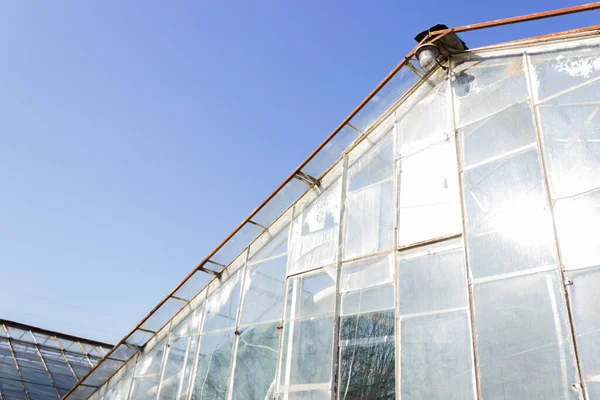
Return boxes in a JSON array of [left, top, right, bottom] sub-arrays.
[[453, 1, 600, 33]]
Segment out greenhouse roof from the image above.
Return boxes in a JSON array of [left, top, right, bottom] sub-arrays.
[[0, 319, 113, 399]]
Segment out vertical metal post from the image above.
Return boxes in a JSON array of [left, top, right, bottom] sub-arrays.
[[186, 289, 209, 400], [392, 114, 401, 400], [273, 212, 295, 400], [448, 57, 482, 400], [331, 156, 349, 400], [523, 51, 587, 400], [225, 251, 250, 400]]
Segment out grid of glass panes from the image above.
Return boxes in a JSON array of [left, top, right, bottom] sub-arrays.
[[80, 35, 600, 400], [0, 321, 113, 399]]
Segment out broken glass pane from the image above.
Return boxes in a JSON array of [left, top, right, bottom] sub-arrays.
[[230, 322, 280, 400], [192, 330, 234, 400]]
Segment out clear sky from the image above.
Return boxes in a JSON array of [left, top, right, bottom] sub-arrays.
[[1, 1, 598, 345]]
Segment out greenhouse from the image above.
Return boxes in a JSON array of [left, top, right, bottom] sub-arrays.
[[64, 5, 600, 400], [0, 319, 113, 399]]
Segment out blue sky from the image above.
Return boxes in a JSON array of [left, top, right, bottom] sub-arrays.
[[1, 1, 598, 344]]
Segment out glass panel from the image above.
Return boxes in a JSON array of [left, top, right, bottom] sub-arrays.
[[463, 148, 556, 279], [126, 330, 153, 347], [452, 54, 528, 128], [141, 298, 188, 333], [460, 101, 535, 169], [530, 43, 600, 101], [350, 65, 420, 132], [278, 316, 334, 393], [211, 223, 263, 267], [398, 138, 461, 246], [554, 188, 600, 270], [340, 254, 394, 316], [19, 366, 53, 386], [109, 344, 138, 362], [473, 271, 578, 399], [398, 247, 467, 315], [339, 310, 395, 400], [158, 335, 199, 400], [396, 71, 450, 156], [239, 255, 287, 326], [344, 134, 394, 260], [32, 333, 60, 350], [302, 126, 358, 178], [276, 390, 330, 400], [51, 372, 77, 391], [537, 99, 600, 200], [230, 322, 280, 400], [285, 269, 336, 320], [401, 311, 474, 400], [248, 222, 290, 264], [7, 328, 33, 342], [192, 330, 234, 400], [129, 340, 166, 400], [0, 361, 22, 380], [104, 359, 136, 400], [170, 306, 203, 338], [568, 266, 600, 397], [288, 179, 342, 275], [25, 382, 58, 399], [83, 359, 124, 387], [202, 269, 243, 333], [174, 271, 212, 302], [0, 377, 28, 398], [254, 179, 309, 228], [63, 352, 92, 379]]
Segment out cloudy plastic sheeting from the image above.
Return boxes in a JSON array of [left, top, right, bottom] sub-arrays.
[[72, 34, 600, 400]]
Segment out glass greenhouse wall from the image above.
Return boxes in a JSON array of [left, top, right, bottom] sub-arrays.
[[71, 33, 600, 400]]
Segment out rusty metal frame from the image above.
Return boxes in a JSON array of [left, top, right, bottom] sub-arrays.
[[63, 2, 600, 399]]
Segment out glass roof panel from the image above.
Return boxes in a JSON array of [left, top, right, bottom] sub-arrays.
[[210, 222, 264, 267], [173, 271, 212, 302], [140, 297, 187, 333]]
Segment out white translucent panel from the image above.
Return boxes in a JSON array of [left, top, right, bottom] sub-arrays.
[[460, 101, 535, 169], [398, 139, 461, 246], [278, 316, 334, 392], [192, 330, 234, 400], [347, 134, 393, 192], [141, 297, 187, 333], [568, 266, 600, 397], [158, 335, 198, 400], [211, 223, 263, 267], [339, 310, 395, 399], [202, 269, 243, 333], [473, 271, 579, 399], [288, 178, 342, 275], [303, 126, 359, 178], [239, 255, 287, 326], [453, 55, 528, 128], [401, 311, 474, 400], [248, 218, 290, 264], [350, 65, 420, 132], [230, 322, 280, 400], [285, 268, 336, 320], [463, 148, 556, 279], [340, 254, 394, 316], [554, 188, 600, 270], [129, 340, 167, 400], [170, 304, 203, 338], [343, 180, 394, 260], [530, 43, 600, 101], [396, 72, 450, 156], [538, 100, 600, 199], [174, 271, 212, 302], [398, 247, 467, 315]]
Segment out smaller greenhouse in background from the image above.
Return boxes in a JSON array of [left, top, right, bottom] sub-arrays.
[[63, 3, 600, 400], [0, 319, 114, 399]]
